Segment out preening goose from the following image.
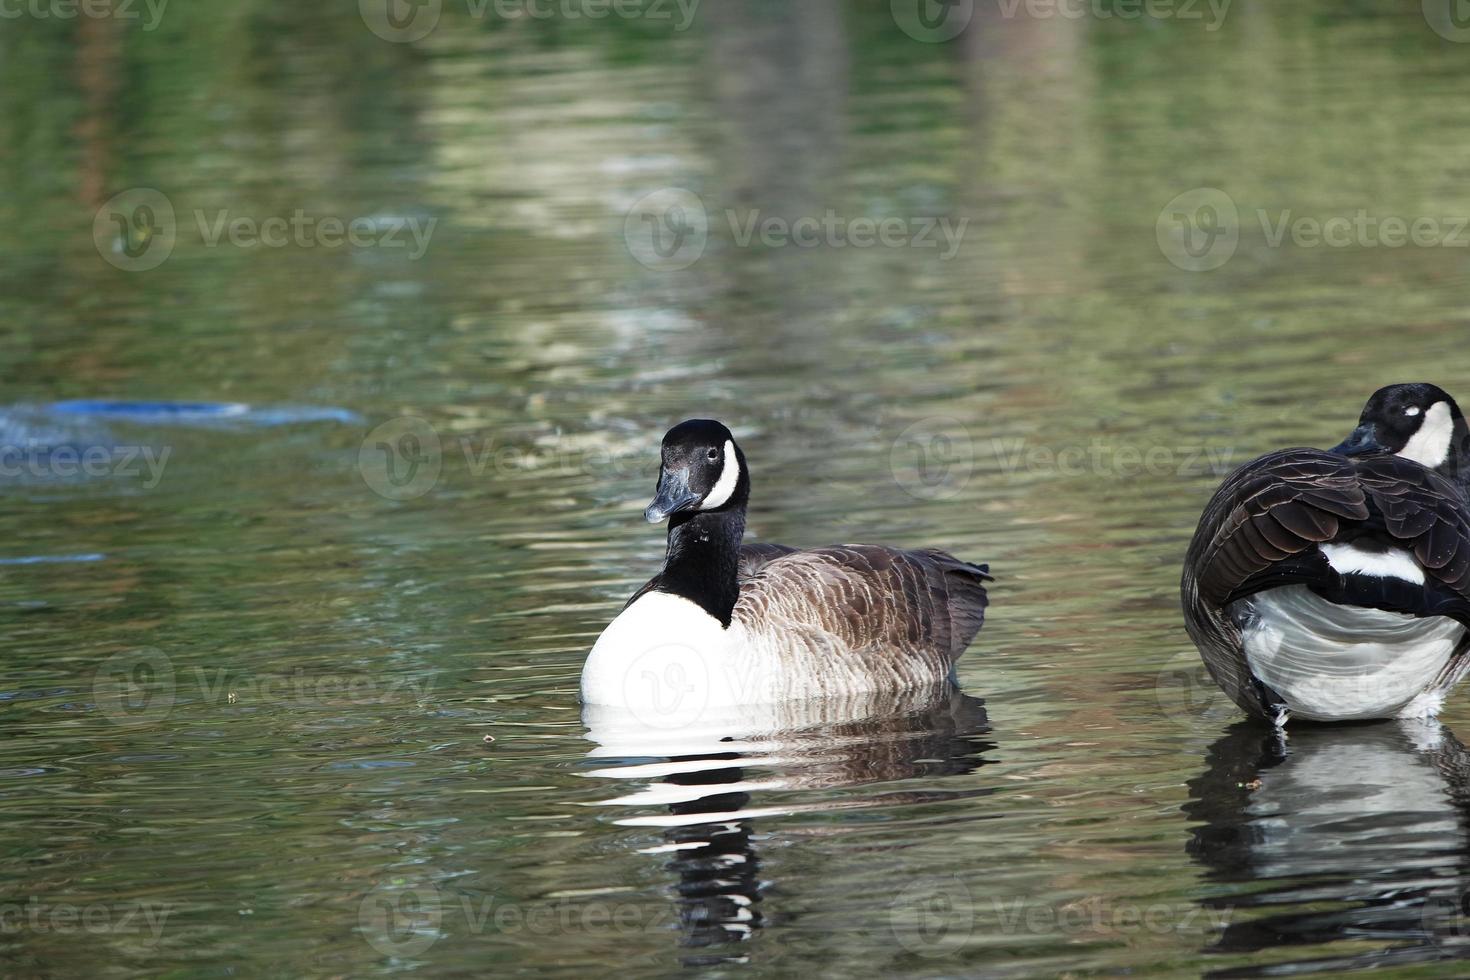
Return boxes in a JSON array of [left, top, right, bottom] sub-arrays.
[[1182, 383, 1470, 725], [581, 420, 992, 710]]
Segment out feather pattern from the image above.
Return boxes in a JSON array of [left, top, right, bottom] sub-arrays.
[[1184, 447, 1470, 720], [610, 544, 992, 704], [727, 545, 992, 697]]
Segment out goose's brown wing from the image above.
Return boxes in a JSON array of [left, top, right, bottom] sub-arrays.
[[1356, 457, 1470, 596], [733, 545, 991, 668], [1190, 448, 1367, 608], [1190, 448, 1470, 613], [739, 543, 800, 579]]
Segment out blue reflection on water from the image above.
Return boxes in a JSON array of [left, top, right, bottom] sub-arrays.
[[0, 554, 105, 565], [46, 401, 362, 427]]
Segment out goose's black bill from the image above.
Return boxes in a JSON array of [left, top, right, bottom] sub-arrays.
[[646, 468, 699, 523], [1331, 424, 1385, 458]]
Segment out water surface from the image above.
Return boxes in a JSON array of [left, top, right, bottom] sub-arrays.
[[5, 2, 1470, 976]]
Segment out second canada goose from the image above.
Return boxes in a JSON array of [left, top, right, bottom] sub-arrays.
[[581, 420, 992, 709], [1183, 383, 1470, 725]]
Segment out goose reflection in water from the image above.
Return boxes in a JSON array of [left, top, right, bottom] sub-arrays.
[[581, 684, 996, 964], [1186, 720, 1470, 976]]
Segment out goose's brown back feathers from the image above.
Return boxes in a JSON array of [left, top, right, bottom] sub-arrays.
[[1190, 449, 1470, 609], [733, 544, 992, 677]]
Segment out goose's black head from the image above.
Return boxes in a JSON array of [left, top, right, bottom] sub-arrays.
[[1332, 383, 1469, 474], [645, 419, 750, 524]]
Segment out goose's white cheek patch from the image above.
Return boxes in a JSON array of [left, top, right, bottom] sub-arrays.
[[699, 441, 740, 510], [1399, 401, 1454, 469]]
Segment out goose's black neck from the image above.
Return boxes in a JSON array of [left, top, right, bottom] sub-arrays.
[[658, 508, 746, 628], [1449, 424, 1470, 494]]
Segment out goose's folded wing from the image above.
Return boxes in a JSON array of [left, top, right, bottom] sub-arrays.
[[734, 545, 991, 666], [738, 543, 800, 580], [1356, 456, 1470, 596], [1192, 448, 1470, 612], [1192, 448, 1367, 607]]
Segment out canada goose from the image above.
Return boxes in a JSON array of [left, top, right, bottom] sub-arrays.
[[580, 420, 992, 709], [1182, 383, 1470, 725]]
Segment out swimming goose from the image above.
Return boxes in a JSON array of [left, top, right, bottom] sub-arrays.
[[1182, 383, 1470, 725], [581, 420, 992, 710]]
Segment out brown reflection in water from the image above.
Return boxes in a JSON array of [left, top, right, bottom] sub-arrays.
[[74, 3, 121, 210]]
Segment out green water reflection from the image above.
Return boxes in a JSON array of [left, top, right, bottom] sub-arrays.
[[6, 1, 1470, 976]]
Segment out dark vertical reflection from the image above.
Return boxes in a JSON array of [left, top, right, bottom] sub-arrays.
[[583, 686, 996, 965], [698, 0, 850, 328], [702, 0, 848, 225], [1185, 722, 1470, 976], [74, 5, 121, 211], [664, 774, 763, 965]]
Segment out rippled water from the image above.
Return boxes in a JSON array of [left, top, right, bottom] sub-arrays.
[[7, 1, 1470, 976]]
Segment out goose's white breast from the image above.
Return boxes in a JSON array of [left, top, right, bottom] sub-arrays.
[[582, 591, 870, 716]]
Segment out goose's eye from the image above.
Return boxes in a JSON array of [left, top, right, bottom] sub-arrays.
[[707, 448, 720, 462], [1406, 406, 1423, 418]]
